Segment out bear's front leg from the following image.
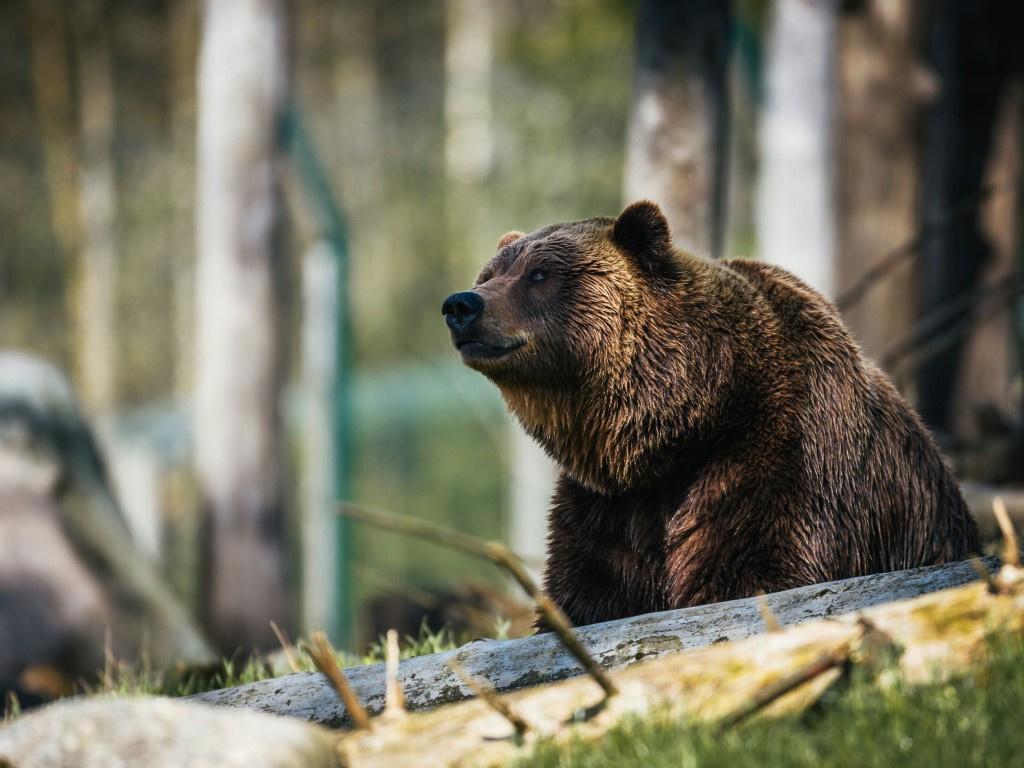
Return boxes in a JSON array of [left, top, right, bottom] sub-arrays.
[[541, 473, 671, 628]]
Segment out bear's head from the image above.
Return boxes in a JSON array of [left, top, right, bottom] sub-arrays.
[[442, 200, 678, 385], [442, 201, 726, 494]]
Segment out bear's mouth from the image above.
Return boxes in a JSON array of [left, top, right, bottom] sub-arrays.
[[456, 337, 526, 361]]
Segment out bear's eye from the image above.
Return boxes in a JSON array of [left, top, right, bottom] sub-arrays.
[[528, 268, 548, 284]]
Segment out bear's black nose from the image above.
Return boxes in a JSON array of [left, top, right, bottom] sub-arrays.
[[442, 291, 484, 332]]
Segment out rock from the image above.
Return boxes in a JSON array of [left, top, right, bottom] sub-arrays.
[[0, 351, 215, 703], [0, 696, 342, 768]]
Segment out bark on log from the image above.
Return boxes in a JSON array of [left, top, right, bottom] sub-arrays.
[[192, 557, 999, 726]]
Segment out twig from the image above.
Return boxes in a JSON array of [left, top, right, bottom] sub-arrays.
[[993, 497, 1021, 568], [718, 643, 851, 728], [338, 503, 618, 702], [384, 629, 406, 718], [883, 270, 1024, 371], [304, 631, 371, 730], [269, 620, 300, 673], [448, 656, 529, 740], [338, 502, 495, 559], [837, 183, 997, 312], [484, 541, 617, 700]]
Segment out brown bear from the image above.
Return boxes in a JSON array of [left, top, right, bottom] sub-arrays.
[[442, 201, 980, 628]]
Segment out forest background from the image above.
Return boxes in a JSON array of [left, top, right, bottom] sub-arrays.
[[0, 0, 1021, 656]]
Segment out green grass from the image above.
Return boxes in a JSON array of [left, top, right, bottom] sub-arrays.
[[43, 621, 465, 704], [519, 631, 1024, 768]]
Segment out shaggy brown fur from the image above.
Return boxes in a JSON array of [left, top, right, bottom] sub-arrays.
[[442, 201, 980, 627]]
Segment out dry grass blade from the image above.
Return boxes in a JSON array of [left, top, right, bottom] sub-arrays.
[[269, 620, 299, 673], [993, 496, 1020, 568], [305, 631, 371, 730]]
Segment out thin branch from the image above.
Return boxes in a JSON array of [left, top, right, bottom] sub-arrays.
[[837, 183, 998, 313], [338, 503, 618, 702], [718, 643, 851, 728], [887, 274, 1024, 382], [338, 502, 494, 559], [304, 631, 371, 730], [883, 270, 1024, 367], [448, 656, 529, 740]]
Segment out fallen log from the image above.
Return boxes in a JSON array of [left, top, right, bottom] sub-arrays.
[[335, 561, 1024, 768], [192, 556, 999, 726]]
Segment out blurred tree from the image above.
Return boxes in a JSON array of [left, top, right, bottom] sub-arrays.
[[916, 0, 1024, 434], [169, 0, 199, 401], [73, 0, 119, 413], [758, 0, 838, 297], [623, 0, 732, 256], [194, 0, 290, 653], [28, 0, 78, 262], [836, 0, 930, 364]]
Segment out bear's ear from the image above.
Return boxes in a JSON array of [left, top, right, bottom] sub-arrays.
[[612, 201, 676, 277], [497, 231, 525, 251]]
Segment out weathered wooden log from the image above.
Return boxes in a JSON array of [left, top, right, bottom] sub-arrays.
[[191, 556, 999, 726], [335, 561, 1024, 768]]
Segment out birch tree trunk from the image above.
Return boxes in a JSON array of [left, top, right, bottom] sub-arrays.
[[195, 0, 290, 653], [623, 0, 732, 256], [757, 0, 838, 298]]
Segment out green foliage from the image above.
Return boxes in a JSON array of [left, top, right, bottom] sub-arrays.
[[520, 631, 1024, 768], [363, 620, 461, 664]]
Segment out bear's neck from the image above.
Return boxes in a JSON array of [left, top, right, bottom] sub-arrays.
[[501, 347, 718, 494], [501, 384, 684, 496]]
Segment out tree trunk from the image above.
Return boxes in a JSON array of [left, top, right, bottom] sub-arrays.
[[73, 0, 119, 414], [28, 0, 79, 262], [194, 0, 290, 653], [169, 0, 199, 401], [757, 0, 837, 297], [835, 0, 927, 366], [916, 0, 1022, 433], [623, 0, 732, 256]]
